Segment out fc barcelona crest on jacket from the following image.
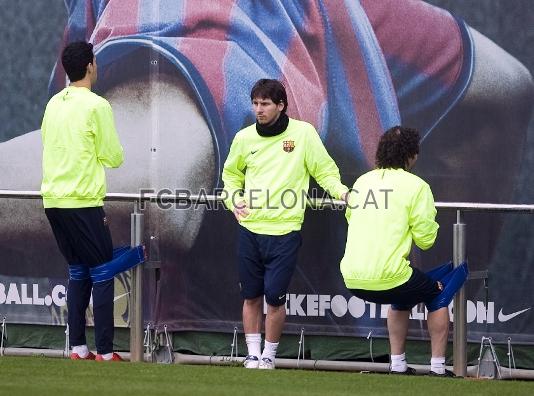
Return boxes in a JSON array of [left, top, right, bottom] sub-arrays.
[[283, 140, 295, 153]]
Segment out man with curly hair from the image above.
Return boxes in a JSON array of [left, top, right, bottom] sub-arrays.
[[340, 126, 453, 377]]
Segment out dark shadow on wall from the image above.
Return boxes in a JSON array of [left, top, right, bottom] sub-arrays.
[[427, 0, 534, 341], [0, 0, 67, 142]]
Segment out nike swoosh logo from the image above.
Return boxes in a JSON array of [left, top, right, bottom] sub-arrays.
[[251, 150, 258, 154], [498, 307, 530, 322], [114, 292, 131, 302]]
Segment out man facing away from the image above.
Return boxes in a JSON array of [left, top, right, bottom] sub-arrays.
[[340, 126, 454, 376], [222, 79, 348, 369], [41, 41, 124, 361]]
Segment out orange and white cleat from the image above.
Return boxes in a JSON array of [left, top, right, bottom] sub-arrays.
[[95, 352, 124, 362], [70, 351, 96, 360]]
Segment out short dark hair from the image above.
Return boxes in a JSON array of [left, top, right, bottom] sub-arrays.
[[61, 41, 94, 82], [375, 126, 420, 169], [250, 79, 287, 113]]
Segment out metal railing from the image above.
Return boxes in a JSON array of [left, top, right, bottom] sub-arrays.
[[0, 190, 148, 362], [1, 190, 534, 374], [435, 203, 534, 376]]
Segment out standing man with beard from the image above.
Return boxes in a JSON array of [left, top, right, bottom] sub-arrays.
[[222, 79, 348, 369]]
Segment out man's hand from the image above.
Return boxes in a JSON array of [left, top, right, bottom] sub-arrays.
[[340, 191, 349, 204], [233, 200, 250, 222]]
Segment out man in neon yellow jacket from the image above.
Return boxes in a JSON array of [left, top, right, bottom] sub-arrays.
[[340, 126, 452, 376], [41, 41, 124, 361], [223, 79, 348, 369]]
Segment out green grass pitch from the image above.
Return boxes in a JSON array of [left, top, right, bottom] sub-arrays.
[[1, 356, 533, 395]]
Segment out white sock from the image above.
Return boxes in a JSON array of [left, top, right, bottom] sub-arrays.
[[261, 340, 279, 361], [390, 353, 408, 372], [431, 357, 446, 374], [101, 352, 114, 360], [72, 345, 89, 358], [245, 333, 262, 358]]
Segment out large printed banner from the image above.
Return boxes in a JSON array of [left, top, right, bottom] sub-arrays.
[[0, 273, 132, 328], [1, 0, 533, 344]]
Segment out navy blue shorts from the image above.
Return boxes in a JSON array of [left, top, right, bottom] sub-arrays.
[[349, 267, 441, 311], [238, 226, 302, 306]]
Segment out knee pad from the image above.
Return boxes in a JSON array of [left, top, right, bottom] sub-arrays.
[[426, 262, 469, 312], [426, 261, 454, 282], [89, 245, 145, 283], [69, 264, 90, 280]]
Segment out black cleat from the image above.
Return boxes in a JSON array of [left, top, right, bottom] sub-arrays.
[[428, 369, 458, 378], [390, 367, 417, 375]]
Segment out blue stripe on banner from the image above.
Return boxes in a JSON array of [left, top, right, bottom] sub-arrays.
[[92, 0, 108, 21], [343, 0, 400, 132], [316, 0, 362, 161], [234, 0, 297, 57], [66, 0, 89, 42], [282, 0, 311, 33], [138, 0, 186, 37], [222, 1, 297, 141]]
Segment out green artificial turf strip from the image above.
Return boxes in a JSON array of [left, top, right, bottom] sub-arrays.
[[1, 356, 534, 396]]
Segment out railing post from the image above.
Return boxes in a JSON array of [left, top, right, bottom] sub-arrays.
[[453, 210, 467, 376], [130, 200, 144, 362]]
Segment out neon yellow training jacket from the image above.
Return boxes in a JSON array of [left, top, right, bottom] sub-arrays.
[[340, 168, 439, 290], [222, 118, 347, 235], [41, 86, 123, 208]]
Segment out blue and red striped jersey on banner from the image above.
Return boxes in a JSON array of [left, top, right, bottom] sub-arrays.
[[51, 0, 472, 178]]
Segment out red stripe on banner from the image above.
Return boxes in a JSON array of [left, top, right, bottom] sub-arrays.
[[92, 0, 140, 46], [54, 25, 70, 90], [282, 2, 328, 132], [361, 0, 463, 87], [183, 0, 233, 41], [323, 0, 382, 166], [178, 1, 234, 114]]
